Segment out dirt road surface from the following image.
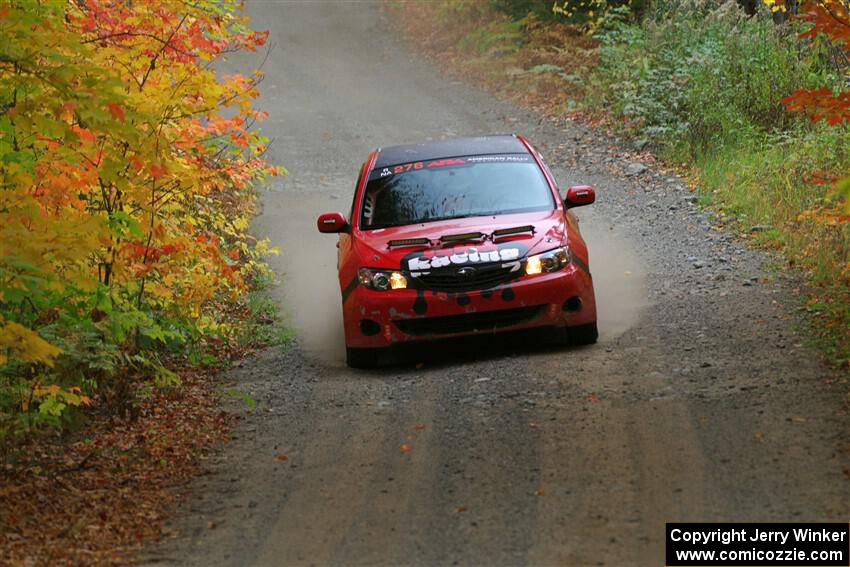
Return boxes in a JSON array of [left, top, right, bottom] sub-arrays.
[[145, 2, 849, 565]]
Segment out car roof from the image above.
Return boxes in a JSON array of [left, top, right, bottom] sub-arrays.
[[373, 135, 527, 168]]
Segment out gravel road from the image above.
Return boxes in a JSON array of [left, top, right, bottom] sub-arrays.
[[145, 2, 849, 565]]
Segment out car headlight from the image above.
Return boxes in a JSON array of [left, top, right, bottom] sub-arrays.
[[359, 268, 408, 290], [525, 247, 570, 275]]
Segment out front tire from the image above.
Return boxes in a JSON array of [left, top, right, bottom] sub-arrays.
[[346, 347, 380, 369], [568, 321, 598, 345]]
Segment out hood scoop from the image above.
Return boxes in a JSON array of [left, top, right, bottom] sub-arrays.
[[387, 237, 432, 249], [439, 231, 486, 245], [492, 225, 535, 241], [386, 225, 537, 250]]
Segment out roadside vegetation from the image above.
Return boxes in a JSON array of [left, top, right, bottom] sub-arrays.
[[391, 0, 850, 368], [0, 2, 285, 563]]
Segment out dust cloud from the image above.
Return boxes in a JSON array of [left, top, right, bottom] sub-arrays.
[[254, 192, 647, 365], [253, 190, 348, 365], [578, 209, 649, 340]]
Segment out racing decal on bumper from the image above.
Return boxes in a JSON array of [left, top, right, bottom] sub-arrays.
[[569, 250, 591, 276], [341, 275, 359, 304]]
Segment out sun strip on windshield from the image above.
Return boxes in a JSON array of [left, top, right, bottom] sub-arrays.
[[370, 153, 533, 181]]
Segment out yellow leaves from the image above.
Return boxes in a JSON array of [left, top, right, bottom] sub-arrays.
[[232, 216, 250, 231], [28, 383, 93, 414], [0, 0, 278, 410], [762, 0, 788, 12], [0, 320, 62, 367], [254, 239, 281, 256]]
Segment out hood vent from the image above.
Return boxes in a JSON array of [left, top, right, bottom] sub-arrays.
[[439, 231, 486, 244], [493, 225, 535, 240], [387, 237, 431, 249]]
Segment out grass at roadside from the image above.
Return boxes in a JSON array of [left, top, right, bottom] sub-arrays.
[[388, 1, 850, 369], [237, 274, 297, 353]]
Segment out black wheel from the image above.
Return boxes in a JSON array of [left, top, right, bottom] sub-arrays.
[[346, 347, 380, 369], [568, 321, 598, 345]]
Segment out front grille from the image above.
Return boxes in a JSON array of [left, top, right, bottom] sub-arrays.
[[411, 262, 522, 292], [393, 305, 545, 336]]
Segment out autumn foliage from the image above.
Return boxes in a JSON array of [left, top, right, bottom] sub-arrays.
[[775, 0, 850, 217], [0, 1, 279, 435]]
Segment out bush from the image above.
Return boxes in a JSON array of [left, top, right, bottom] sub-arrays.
[[490, 0, 559, 20], [592, 0, 836, 157], [590, 0, 850, 363]]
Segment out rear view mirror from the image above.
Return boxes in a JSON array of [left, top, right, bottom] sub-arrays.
[[564, 185, 595, 208], [317, 212, 348, 233]]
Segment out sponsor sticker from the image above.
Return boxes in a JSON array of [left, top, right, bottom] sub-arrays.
[[402, 243, 527, 276]]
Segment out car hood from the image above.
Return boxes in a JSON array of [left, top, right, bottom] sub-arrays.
[[353, 210, 567, 270]]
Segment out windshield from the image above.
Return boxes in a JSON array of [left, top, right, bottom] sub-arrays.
[[360, 154, 555, 230]]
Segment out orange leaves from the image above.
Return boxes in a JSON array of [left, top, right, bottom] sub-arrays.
[[148, 163, 168, 179], [782, 88, 850, 126], [775, 1, 850, 225], [778, 0, 850, 128], [71, 125, 97, 145], [107, 102, 125, 121]]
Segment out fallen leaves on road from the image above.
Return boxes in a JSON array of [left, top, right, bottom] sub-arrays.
[[275, 454, 289, 462], [454, 506, 468, 513], [0, 371, 229, 566], [400, 444, 413, 453], [535, 488, 546, 497]]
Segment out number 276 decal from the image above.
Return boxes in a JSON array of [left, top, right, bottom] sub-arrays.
[[393, 162, 424, 174]]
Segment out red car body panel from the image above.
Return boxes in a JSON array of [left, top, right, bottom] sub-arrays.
[[322, 135, 597, 351]]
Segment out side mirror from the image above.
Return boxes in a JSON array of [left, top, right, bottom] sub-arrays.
[[317, 212, 349, 233], [564, 185, 595, 208]]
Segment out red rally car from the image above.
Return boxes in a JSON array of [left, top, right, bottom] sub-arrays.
[[317, 135, 598, 368]]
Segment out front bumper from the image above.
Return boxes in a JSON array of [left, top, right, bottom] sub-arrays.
[[342, 264, 596, 348]]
